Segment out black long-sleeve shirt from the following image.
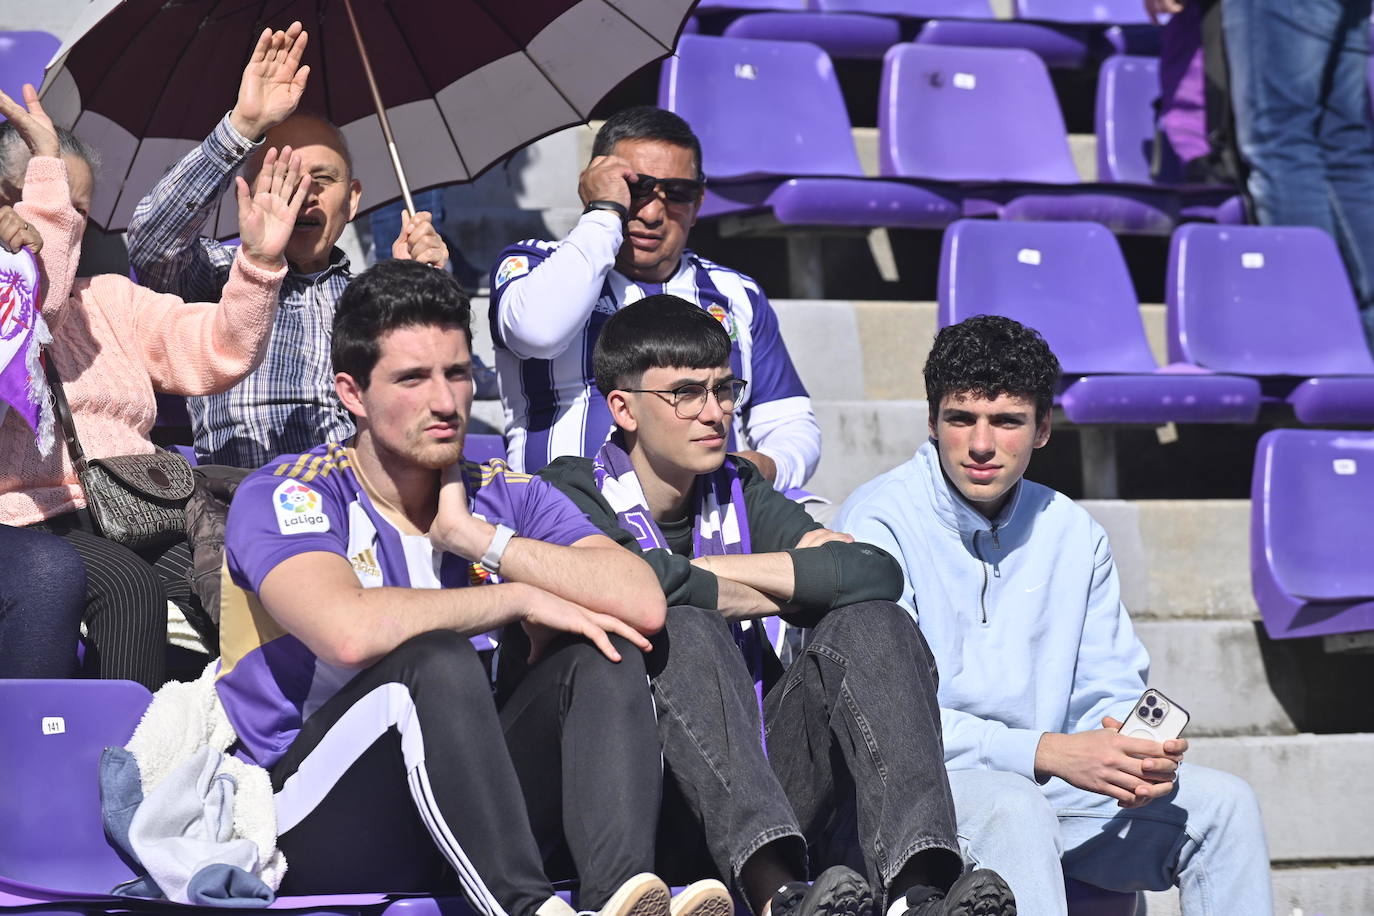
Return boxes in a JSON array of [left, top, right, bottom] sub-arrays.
[[539, 456, 903, 626]]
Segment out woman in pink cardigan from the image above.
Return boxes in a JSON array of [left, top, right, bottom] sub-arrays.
[[0, 86, 307, 689]]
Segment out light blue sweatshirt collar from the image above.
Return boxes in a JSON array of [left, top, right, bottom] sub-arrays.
[[917, 440, 1024, 541]]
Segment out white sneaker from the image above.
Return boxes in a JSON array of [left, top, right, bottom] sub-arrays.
[[597, 873, 672, 916], [669, 879, 734, 916]]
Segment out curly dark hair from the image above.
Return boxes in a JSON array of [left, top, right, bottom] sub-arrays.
[[924, 315, 1061, 422]]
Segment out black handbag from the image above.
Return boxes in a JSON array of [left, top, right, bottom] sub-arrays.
[[43, 350, 195, 552]]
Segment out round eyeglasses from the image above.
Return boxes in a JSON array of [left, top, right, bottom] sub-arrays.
[[622, 379, 749, 419]]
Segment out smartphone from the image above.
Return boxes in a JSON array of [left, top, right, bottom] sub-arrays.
[[1117, 688, 1190, 743]]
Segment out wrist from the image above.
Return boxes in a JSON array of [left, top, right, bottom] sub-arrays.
[[237, 245, 285, 272], [448, 516, 496, 562], [228, 109, 267, 142], [1033, 732, 1061, 782]]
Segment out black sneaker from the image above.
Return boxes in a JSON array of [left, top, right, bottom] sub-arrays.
[[899, 869, 1015, 916], [772, 866, 874, 916]]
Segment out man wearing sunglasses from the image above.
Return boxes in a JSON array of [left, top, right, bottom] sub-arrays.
[[489, 106, 820, 494], [537, 295, 1016, 916]]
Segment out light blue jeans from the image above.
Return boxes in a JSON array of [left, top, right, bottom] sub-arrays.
[[1223, 0, 1374, 343], [947, 765, 1272, 916]]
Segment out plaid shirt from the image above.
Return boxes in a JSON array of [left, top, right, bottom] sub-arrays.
[[127, 114, 355, 469]]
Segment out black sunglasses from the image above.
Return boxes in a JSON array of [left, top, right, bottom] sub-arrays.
[[628, 173, 704, 204]]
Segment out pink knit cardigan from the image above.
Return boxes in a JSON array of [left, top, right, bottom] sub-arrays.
[[0, 157, 287, 526]]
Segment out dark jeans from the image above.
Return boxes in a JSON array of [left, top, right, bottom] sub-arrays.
[[1224, 0, 1374, 341], [649, 603, 961, 908], [273, 630, 660, 915], [0, 524, 85, 678]]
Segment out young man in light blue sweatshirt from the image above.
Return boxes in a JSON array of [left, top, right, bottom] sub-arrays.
[[835, 316, 1272, 915]]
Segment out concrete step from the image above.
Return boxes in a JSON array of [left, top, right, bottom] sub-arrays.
[[1185, 734, 1374, 864], [1141, 864, 1374, 916]]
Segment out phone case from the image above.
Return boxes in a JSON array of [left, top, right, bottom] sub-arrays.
[[1117, 688, 1190, 742]]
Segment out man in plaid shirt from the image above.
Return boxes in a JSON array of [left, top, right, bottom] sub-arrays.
[[128, 22, 447, 469]]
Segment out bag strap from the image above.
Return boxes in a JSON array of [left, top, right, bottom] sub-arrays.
[[41, 346, 89, 472]]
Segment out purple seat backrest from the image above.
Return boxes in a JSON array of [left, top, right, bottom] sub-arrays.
[[1257, 430, 1374, 601], [662, 35, 863, 180], [0, 31, 59, 117], [464, 433, 508, 465], [1096, 55, 1184, 184], [939, 219, 1158, 373], [817, 0, 995, 17], [879, 43, 1079, 183], [1016, 0, 1150, 24], [0, 679, 152, 893], [1167, 224, 1374, 375], [695, 0, 808, 10]]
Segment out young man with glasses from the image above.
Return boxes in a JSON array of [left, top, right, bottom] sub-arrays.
[[488, 107, 820, 494], [537, 296, 1016, 916]]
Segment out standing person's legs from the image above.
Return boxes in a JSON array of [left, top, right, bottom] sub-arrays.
[[764, 602, 963, 907], [1051, 764, 1272, 916], [272, 630, 558, 915], [1315, 0, 1374, 339], [0, 524, 85, 677], [497, 633, 662, 910], [948, 770, 1068, 916], [30, 510, 168, 688], [1223, 0, 1345, 231], [646, 605, 807, 908]]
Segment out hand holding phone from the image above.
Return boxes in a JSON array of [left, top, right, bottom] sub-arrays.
[[1117, 688, 1190, 743]]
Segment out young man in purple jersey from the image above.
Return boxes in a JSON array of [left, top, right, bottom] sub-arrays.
[[489, 107, 820, 494], [538, 296, 1016, 916], [218, 260, 731, 916]]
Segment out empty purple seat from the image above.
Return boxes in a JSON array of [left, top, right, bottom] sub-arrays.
[[1167, 224, 1374, 423], [465, 433, 508, 465], [916, 19, 1092, 69], [723, 12, 901, 59], [940, 219, 1260, 423], [881, 44, 1178, 234], [819, 0, 994, 14], [662, 35, 960, 229], [0, 31, 59, 115], [1016, 0, 1150, 25], [1251, 430, 1374, 639], [694, 0, 807, 11]]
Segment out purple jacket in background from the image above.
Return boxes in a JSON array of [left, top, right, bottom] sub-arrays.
[[1158, 2, 1211, 166]]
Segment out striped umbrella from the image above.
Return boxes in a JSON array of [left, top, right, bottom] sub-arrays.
[[39, 0, 697, 237]]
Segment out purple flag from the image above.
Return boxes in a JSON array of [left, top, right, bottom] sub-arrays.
[[0, 247, 53, 457]]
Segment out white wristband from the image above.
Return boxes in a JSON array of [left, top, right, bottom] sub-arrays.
[[480, 524, 517, 575]]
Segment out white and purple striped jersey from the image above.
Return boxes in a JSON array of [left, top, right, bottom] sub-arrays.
[[488, 212, 820, 491]]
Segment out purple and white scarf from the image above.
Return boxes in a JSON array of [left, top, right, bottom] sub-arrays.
[[593, 432, 772, 744], [0, 248, 53, 457]]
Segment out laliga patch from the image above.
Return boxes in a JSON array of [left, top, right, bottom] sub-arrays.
[[494, 255, 529, 289], [273, 480, 331, 535], [706, 303, 737, 340]]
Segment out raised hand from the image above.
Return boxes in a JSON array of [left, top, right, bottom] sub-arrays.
[[230, 22, 310, 141], [0, 84, 61, 160], [236, 146, 309, 270], [578, 154, 638, 210], [392, 210, 449, 270], [0, 206, 41, 254]]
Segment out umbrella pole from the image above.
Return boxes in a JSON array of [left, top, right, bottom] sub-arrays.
[[341, 0, 416, 217]]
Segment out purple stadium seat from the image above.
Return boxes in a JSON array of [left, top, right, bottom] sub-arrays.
[[465, 433, 508, 465], [818, 0, 994, 14], [1102, 24, 1162, 57], [723, 12, 901, 59], [1251, 430, 1374, 639], [694, 0, 807, 11], [1167, 224, 1374, 423], [661, 35, 960, 229], [940, 219, 1260, 424], [916, 20, 1093, 69], [0, 31, 59, 116], [1016, 0, 1151, 25], [881, 44, 1179, 234], [1095, 56, 1238, 221]]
